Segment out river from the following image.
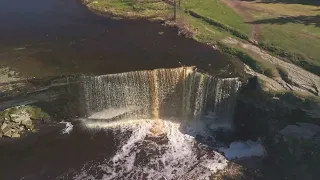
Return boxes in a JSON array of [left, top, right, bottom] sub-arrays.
[[0, 0, 239, 78], [0, 0, 243, 179]]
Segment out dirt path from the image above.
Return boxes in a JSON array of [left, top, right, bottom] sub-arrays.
[[221, 0, 260, 42]]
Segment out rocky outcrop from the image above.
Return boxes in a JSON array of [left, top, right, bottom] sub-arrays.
[[223, 37, 320, 96], [0, 67, 21, 84], [276, 123, 320, 161], [279, 123, 320, 141], [0, 105, 50, 138]]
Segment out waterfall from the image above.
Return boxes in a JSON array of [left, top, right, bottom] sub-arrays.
[[80, 67, 241, 129]]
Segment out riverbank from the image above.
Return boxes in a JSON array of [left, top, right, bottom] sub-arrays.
[[84, 0, 320, 77], [82, 0, 320, 99]]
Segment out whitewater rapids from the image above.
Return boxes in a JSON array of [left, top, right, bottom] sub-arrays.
[[61, 119, 228, 180]]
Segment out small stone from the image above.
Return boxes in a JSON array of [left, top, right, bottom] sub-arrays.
[[272, 97, 280, 100], [11, 128, 16, 133], [19, 126, 25, 131], [11, 133, 20, 138]]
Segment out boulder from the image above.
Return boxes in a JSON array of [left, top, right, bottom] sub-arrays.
[[296, 123, 320, 134], [10, 112, 30, 124], [280, 125, 314, 139], [0, 105, 50, 138], [1, 122, 8, 130], [279, 123, 320, 140], [21, 119, 33, 130], [2, 126, 12, 137]]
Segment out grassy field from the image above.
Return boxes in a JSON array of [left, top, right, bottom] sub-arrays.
[[246, 2, 320, 74], [86, 0, 172, 18], [180, 0, 320, 75], [182, 0, 251, 35]]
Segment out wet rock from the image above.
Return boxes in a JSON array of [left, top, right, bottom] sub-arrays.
[[10, 112, 30, 124], [195, 134, 204, 141], [280, 125, 315, 139], [296, 123, 320, 133], [0, 105, 49, 138], [277, 123, 320, 160], [21, 119, 33, 130], [2, 126, 12, 137], [11, 133, 20, 138], [279, 123, 320, 140]]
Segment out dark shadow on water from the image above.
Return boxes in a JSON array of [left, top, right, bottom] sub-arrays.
[[247, 15, 320, 28], [0, 0, 243, 78], [0, 124, 122, 180]]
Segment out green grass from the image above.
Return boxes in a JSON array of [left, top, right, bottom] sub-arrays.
[[243, 2, 320, 75], [181, 0, 320, 75], [184, 14, 232, 42], [87, 0, 171, 18], [186, 10, 249, 40], [258, 25, 320, 75], [182, 0, 251, 35]]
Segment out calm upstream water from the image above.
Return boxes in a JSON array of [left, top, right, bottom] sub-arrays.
[[0, 0, 240, 78], [0, 0, 245, 179]]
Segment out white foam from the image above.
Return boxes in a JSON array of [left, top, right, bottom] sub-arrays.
[[60, 121, 73, 134], [73, 171, 95, 180], [219, 140, 265, 160], [88, 107, 140, 120], [81, 119, 154, 129], [67, 119, 228, 180]]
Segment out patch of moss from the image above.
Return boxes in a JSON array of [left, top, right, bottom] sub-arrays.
[[0, 105, 50, 121]]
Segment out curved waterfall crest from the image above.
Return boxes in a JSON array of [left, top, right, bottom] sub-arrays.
[[80, 67, 241, 129]]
